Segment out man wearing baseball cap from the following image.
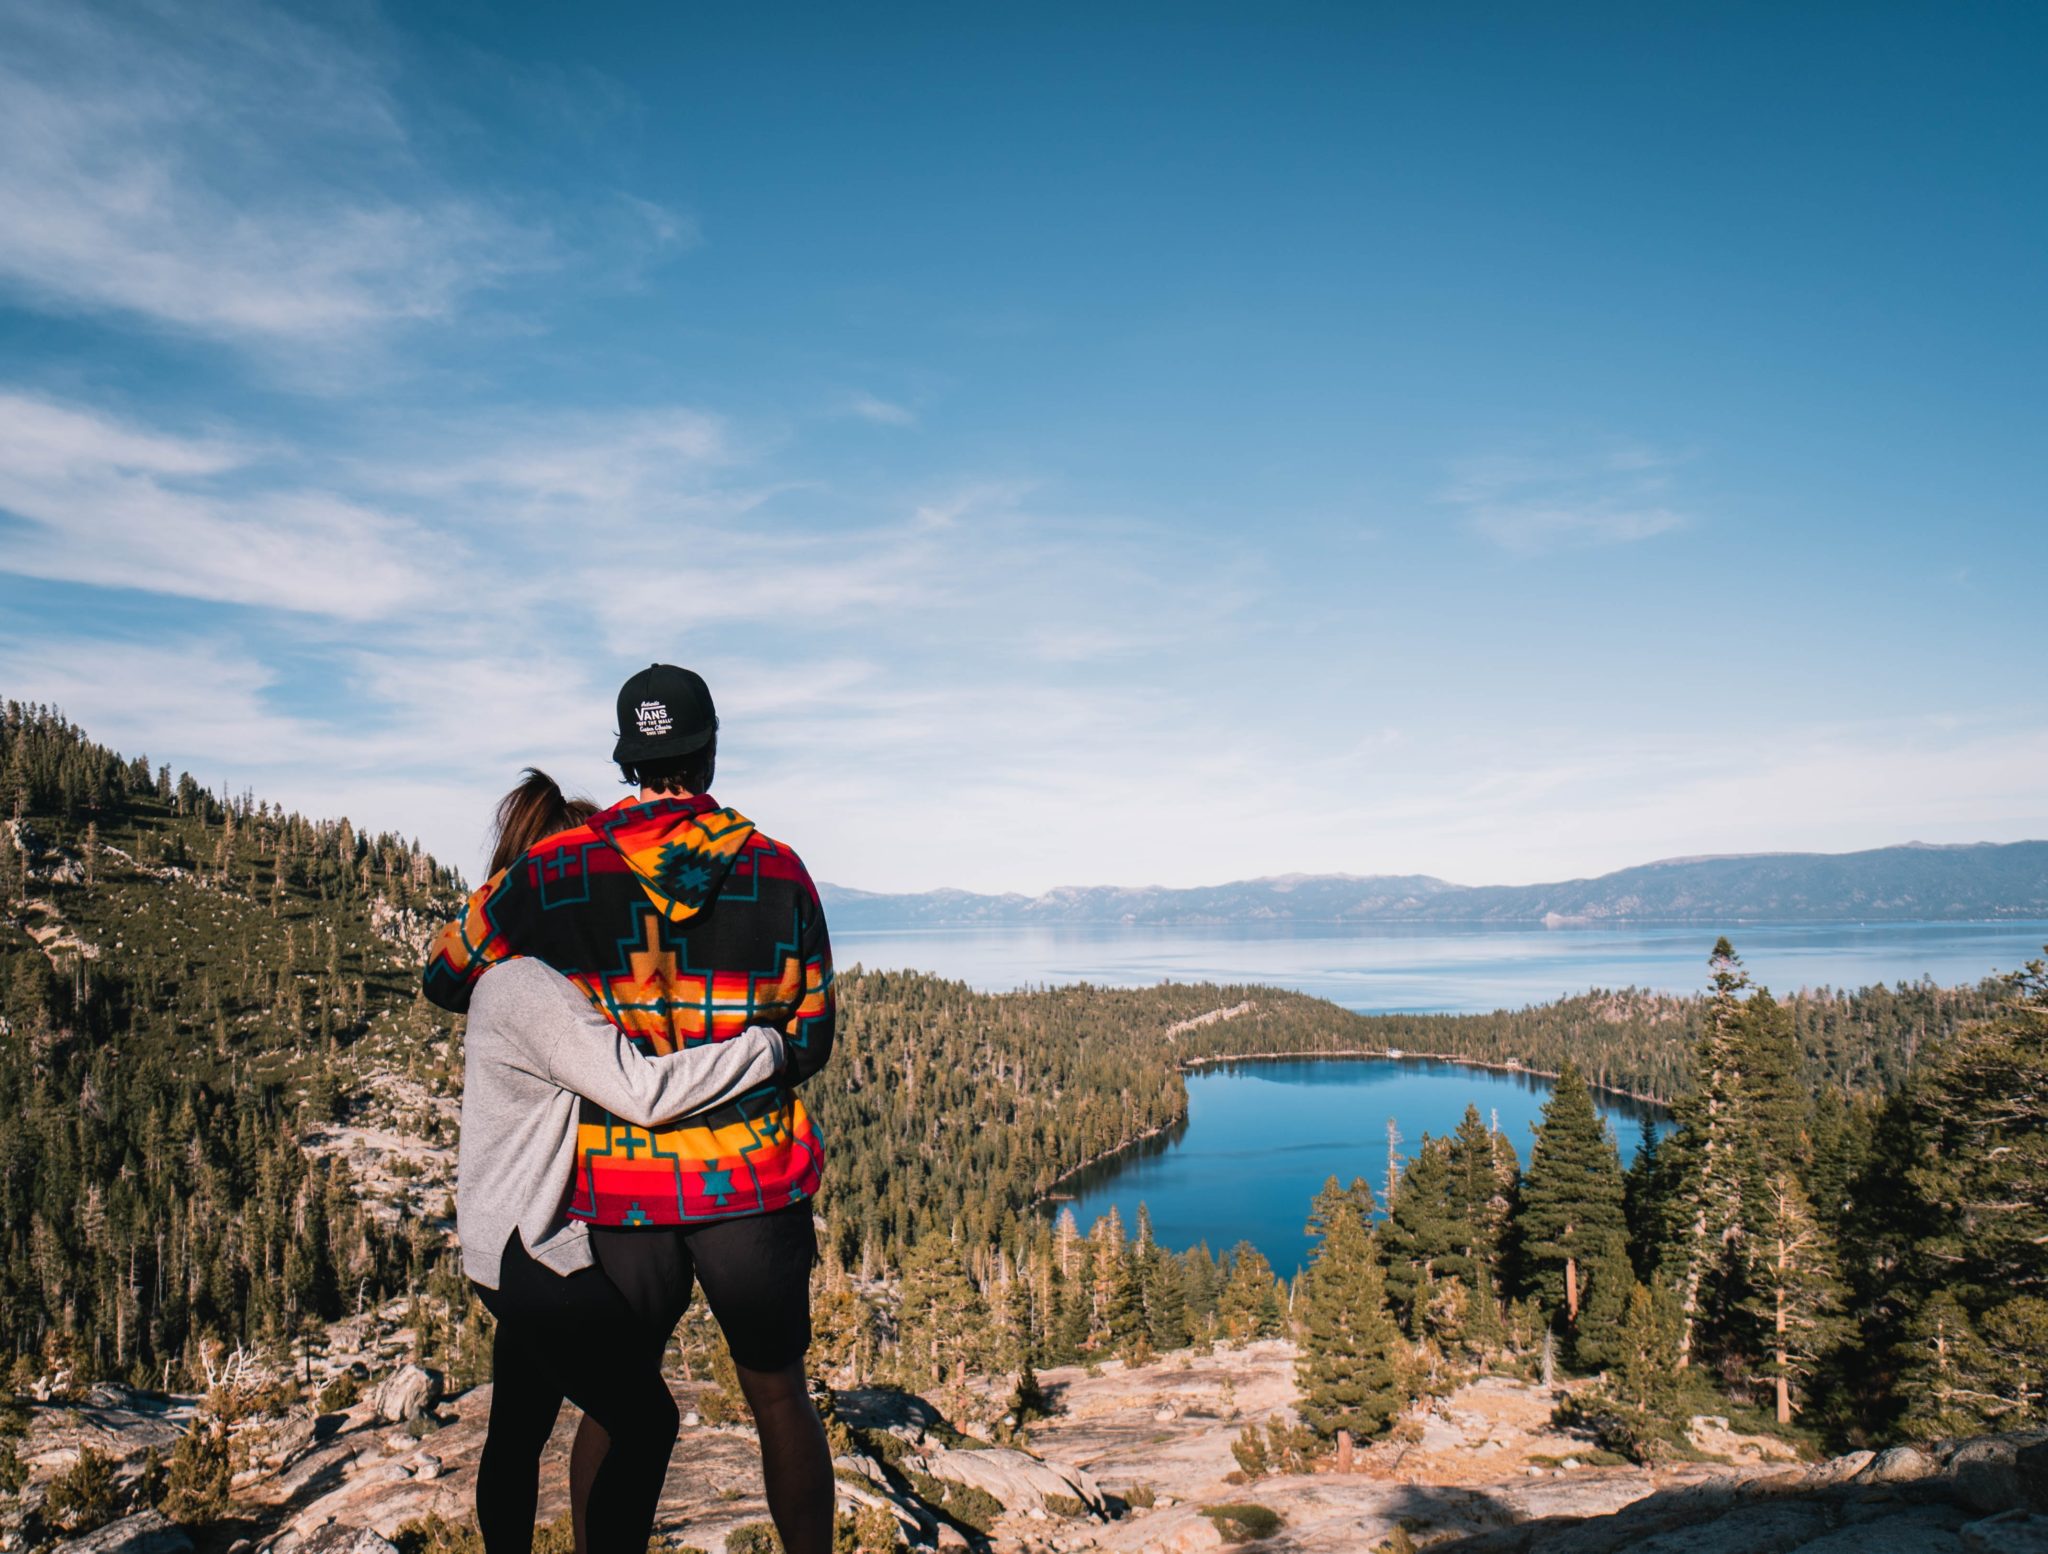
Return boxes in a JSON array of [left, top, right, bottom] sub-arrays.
[[426, 663, 836, 1554]]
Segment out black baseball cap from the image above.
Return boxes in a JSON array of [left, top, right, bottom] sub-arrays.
[[612, 663, 718, 767]]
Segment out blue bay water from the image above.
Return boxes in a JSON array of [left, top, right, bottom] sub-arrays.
[[1050, 1057, 1669, 1276], [836, 919, 2046, 1272], [834, 919, 2048, 1015]]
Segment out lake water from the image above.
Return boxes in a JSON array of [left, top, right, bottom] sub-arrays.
[[838, 918, 2044, 1273], [835, 919, 2048, 1014], [1052, 1057, 1670, 1275]]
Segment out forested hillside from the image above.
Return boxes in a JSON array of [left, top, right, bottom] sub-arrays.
[[0, 704, 2025, 1428], [0, 703, 472, 1390]]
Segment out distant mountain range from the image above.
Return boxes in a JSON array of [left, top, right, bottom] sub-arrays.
[[820, 841, 2048, 929]]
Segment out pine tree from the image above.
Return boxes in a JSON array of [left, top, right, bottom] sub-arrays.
[[1739, 990, 1808, 1175], [1380, 1135, 1465, 1338], [1660, 938, 1757, 1367], [1894, 1290, 2001, 1439], [1218, 1243, 1281, 1343], [1907, 952, 2048, 1306], [897, 1238, 989, 1389], [1306, 1174, 1375, 1239], [1446, 1105, 1516, 1291], [1180, 1242, 1222, 1346], [1887, 951, 2048, 1435], [1295, 1202, 1406, 1447], [1621, 1118, 1663, 1276], [1609, 1281, 1684, 1415], [1136, 1206, 1189, 1354], [1461, 1263, 1506, 1357], [1088, 1208, 1145, 1358], [1741, 1169, 1846, 1423], [161, 1416, 232, 1524], [1517, 1061, 1628, 1342], [1051, 1271, 1091, 1364], [1571, 1229, 1637, 1373], [1805, 1087, 1870, 1233]]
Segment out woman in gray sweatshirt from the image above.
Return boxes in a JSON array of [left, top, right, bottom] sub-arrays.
[[455, 773, 791, 1554], [460, 956, 787, 1554]]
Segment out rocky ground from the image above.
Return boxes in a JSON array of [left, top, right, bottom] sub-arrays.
[[20, 1339, 2047, 1554]]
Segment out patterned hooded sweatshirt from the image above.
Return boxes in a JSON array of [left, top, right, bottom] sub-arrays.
[[423, 793, 833, 1227]]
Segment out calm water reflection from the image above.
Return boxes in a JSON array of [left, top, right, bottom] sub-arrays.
[[1051, 1057, 1670, 1275]]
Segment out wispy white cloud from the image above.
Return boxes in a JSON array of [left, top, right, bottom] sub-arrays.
[[369, 406, 740, 520], [0, 390, 441, 619], [911, 480, 1032, 530], [0, 0, 540, 363], [839, 392, 919, 428], [1445, 444, 1692, 554]]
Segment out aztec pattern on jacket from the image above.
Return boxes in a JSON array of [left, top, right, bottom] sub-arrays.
[[424, 793, 833, 1226]]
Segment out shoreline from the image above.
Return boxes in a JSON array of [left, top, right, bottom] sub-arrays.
[[1179, 1047, 1672, 1108], [1037, 1120, 1178, 1200], [1031, 1047, 1668, 1210]]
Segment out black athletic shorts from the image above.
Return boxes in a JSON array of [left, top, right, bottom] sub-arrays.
[[587, 1198, 816, 1372]]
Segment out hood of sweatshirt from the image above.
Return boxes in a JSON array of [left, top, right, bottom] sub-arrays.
[[589, 793, 757, 924]]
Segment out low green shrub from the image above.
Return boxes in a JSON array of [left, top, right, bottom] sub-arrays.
[[726, 1522, 782, 1554], [1200, 1503, 1284, 1545], [394, 1512, 484, 1554], [44, 1444, 119, 1535], [1549, 1393, 1699, 1466], [905, 1471, 1004, 1534], [316, 1372, 362, 1414]]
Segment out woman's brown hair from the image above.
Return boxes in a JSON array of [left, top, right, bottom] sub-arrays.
[[488, 768, 598, 878]]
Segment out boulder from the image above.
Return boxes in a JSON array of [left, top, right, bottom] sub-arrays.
[[369, 1366, 443, 1426], [1624, 1500, 1834, 1554], [906, 1445, 1106, 1517], [1946, 1436, 2030, 1515], [831, 1475, 929, 1544], [1802, 1450, 1876, 1488], [1858, 1445, 1940, 1485], [1781, 1505, 1967, 1553], [2023, 1441, 2048, 1513], [832, 1454, 887, 1487], [1962, 1511, 2048, 1554], [51, 1511, 195, 1554]]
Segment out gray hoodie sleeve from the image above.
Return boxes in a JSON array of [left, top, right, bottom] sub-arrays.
[[481, 959, 787, 1127]]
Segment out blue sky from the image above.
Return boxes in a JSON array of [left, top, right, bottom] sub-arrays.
[[0, 0, 2042, 893]]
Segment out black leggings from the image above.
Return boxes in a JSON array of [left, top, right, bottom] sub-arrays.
[[589, 1198, 817, 1372], [473, 1232, 680, 1554]]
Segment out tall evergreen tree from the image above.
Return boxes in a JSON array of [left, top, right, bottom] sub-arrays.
[[1739, 990, 1809, 1175], [1894, 1290, 2001, 1439], [1892, 952, 2048, 1435], [1742, 1169, 1847, 1423], [1380, 1135, 1466, 1338], [1446, 1105, 1517, 1291], [897, 1238, 989, 1388], [1906, 953, 2048, 1307], [1135, 1206, 1188, 1354], [1218, 1243, 1281, 1343], [1608, 1280, 1684, 1416], [1660, 938, 1756, 1367], [1306, 1174, 1376, 1239], [1295, 1203, 1406, 1447], [1518, 1062, 1628, 1338], [1571, 1228, 1637, 1373]]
